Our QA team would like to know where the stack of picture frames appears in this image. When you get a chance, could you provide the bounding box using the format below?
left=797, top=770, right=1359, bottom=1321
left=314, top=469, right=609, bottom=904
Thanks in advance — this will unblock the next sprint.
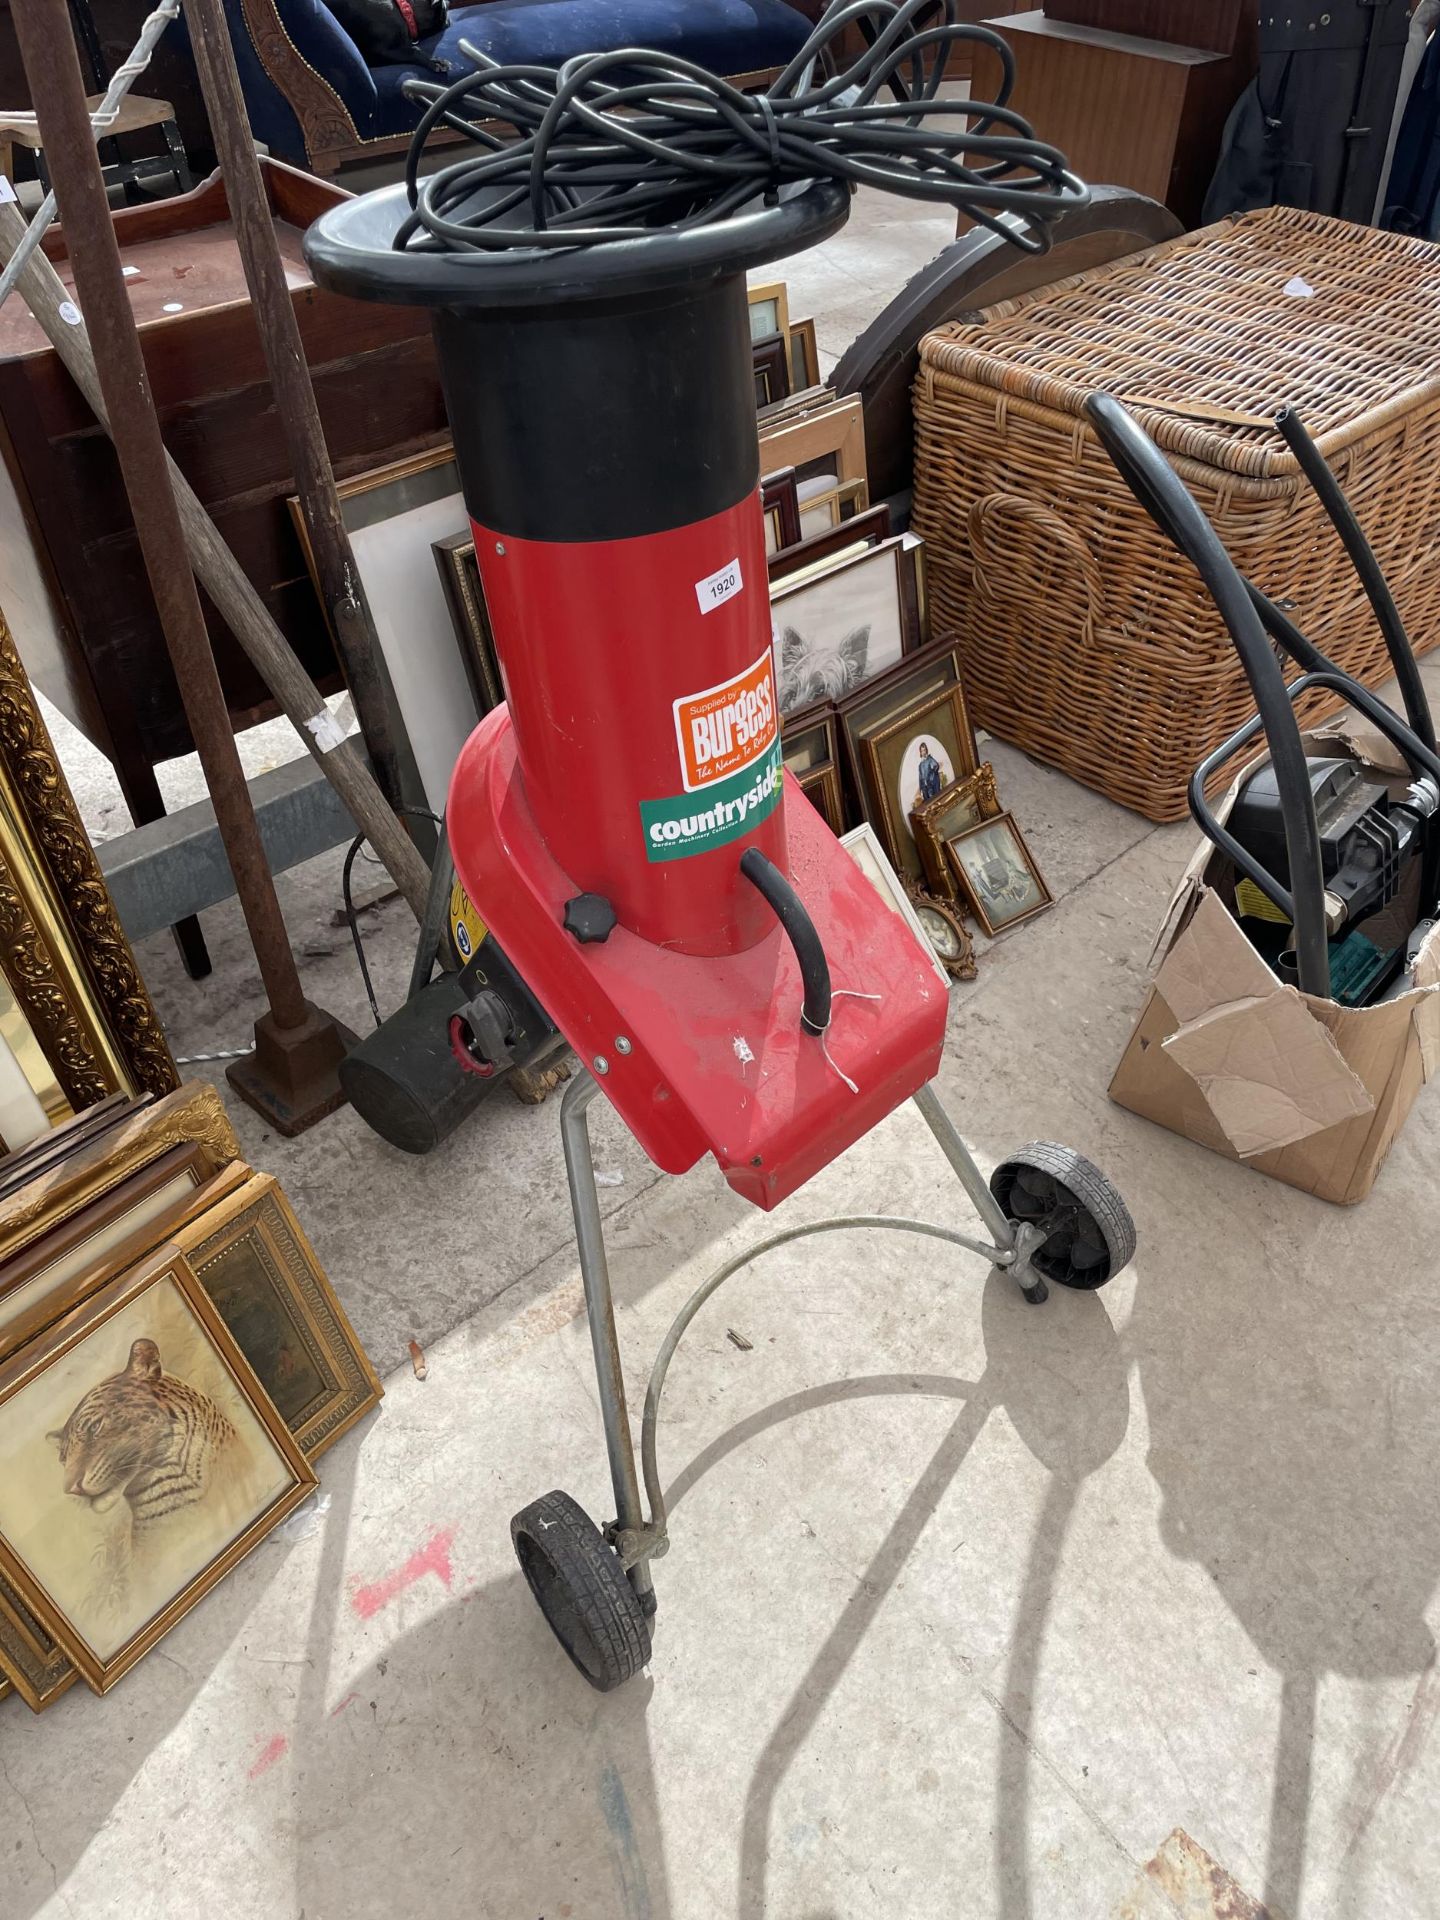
left=0, top=1081, right=382, bottom=1712
left=753, top=310, right=1054, bottom=976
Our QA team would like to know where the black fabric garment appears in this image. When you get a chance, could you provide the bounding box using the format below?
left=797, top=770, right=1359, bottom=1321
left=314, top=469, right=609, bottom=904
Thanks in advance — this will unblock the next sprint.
left=1383, top=28, right=1440, bottom=236
left=1205, top=2, right=1413, bottom=224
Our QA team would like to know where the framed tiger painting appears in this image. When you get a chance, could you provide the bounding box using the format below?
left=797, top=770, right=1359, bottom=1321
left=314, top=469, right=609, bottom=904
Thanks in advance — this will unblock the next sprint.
left=0, top=1245, right=315, bottom=1694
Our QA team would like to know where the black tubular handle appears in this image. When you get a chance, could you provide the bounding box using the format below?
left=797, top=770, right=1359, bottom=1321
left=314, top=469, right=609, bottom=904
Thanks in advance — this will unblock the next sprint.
left=1245, top=585, right=1440, bottom=788
left=1275, top=407, right=1436, bottom=756
left=739, top=847, right=832, bottom=1037
left=1084, top=393, right=1332, bottom=1001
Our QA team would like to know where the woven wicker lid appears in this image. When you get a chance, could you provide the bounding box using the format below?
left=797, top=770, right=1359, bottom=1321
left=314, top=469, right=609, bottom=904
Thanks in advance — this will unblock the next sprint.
left=919, top=206, right=1440, bottom=481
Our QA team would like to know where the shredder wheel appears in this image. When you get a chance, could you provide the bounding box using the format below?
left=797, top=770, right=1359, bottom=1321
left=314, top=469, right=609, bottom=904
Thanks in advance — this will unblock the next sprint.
left=989, top=1142, right=1136, bottom=1290
left=511, top=1489, right=651, bottom=1690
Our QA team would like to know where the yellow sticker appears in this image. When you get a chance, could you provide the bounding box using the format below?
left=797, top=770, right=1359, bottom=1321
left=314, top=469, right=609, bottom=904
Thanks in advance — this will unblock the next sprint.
left=449, top=879, right=487, bottom=962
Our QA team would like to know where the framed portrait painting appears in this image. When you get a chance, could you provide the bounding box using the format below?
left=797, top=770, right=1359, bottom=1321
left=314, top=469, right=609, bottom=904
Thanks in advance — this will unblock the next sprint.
left=859, top=685, right=978, bottom=882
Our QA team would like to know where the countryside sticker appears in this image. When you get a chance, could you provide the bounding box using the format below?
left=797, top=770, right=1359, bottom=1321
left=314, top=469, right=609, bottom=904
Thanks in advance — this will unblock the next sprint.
left=673, top=649, right=777, bottom=793
left=641, top=740, right=783, bottom=863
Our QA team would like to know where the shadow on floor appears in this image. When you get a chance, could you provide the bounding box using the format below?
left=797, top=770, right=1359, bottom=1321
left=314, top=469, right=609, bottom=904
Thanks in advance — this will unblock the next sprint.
left=1130, top=1190, right=1440, bottom=1919
left=3, top=1529, right=310, bottom=1920
left=723, top=1270, right=1131, bottom=1920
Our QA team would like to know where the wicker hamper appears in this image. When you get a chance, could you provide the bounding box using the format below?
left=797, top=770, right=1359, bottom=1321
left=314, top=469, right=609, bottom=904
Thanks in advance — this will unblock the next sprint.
left=911, top=206, right=1440, bottom=821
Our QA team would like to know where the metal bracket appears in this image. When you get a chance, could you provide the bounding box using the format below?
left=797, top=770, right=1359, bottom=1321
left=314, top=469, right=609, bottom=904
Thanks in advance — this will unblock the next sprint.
left=1001, top=1218, right=1050, bottom=1297
left=606, top=1520, right=670, bottom=1571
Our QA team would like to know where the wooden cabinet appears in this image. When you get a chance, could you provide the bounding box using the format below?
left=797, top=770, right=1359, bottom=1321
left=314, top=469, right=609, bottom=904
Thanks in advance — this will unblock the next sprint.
left=1041, top=0, right=1251, bottom=55
left=979, top=9, right=1258, bottom=227
left=0, top=161, right=447, bottom=839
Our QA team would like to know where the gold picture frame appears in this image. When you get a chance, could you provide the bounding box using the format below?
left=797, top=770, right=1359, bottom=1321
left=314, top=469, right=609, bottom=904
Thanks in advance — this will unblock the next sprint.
left=0, top=610, right=177, bottom=1123
left=0, top=1082, right=239, bottom=1265
left=431, top=531, right=504, bottom=715
left=0, top=1141, right=219, bottom=1363
left=797, top=475, right=869, bottom=541
left=0, top=1567, right=74, bottom=1713
left=911, top=763, right=1002, bottom=899
left=178, top=1172, right=383, bottom=1459
left=748, top=280, right=791, bottom=348
left=0, top=1245, right=316, bottom=1695
left=0, top=1166, right=375, bottom=1710
left=910, top=892, right=977, bottom=981
left=946, top=813, right=1053, bottom=937
left=789, top=316, right=821, bottom=390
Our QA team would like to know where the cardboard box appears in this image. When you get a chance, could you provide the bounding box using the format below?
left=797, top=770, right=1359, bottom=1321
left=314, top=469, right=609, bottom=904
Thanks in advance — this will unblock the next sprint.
left=1109, top=726, right=1440, bottom=1203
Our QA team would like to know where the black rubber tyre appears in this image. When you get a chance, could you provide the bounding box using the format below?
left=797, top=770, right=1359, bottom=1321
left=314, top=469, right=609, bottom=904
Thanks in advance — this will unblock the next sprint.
left=511, top=1489, right=651, bottom=1690
left=989, top=1142, right=1136, bottom=1290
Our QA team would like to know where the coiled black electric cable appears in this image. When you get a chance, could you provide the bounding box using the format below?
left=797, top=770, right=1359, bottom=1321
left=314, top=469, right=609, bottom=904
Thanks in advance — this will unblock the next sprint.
left=394, top=0, right=1087, bottom=257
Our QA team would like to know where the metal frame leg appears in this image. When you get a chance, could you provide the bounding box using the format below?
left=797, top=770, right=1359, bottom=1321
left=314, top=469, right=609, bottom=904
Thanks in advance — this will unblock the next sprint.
left=912, top=1080, right=1048, bottom=1303
left=560, top=1071, right=655, bottom=1609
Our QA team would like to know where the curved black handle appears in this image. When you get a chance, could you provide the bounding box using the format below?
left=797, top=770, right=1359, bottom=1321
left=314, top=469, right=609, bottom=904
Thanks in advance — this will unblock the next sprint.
left=1085, top=393, right=1332, bottom=1001
left=740, top=847, right=832, bottom=1037
left=1275, top=406, right=1436, bottom=756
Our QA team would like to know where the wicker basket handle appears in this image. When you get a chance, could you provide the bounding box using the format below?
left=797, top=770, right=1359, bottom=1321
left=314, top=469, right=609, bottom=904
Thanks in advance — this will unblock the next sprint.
left=967, top=491, right=1106, bottom=641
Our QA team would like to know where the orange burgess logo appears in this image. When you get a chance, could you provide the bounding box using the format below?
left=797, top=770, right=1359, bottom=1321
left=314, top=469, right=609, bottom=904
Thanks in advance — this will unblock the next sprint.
left=673, top=649, right=778, bottom=793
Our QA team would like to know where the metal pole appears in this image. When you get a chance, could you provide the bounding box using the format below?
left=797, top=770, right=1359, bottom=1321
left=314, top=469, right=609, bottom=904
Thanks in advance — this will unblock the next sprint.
left=560, top=1071, right=654, bottom=1606
left=181, top=0, right=406, bottom=813
left=911, top=1080, right=1019, bottom=1249
left=14, top=0, right=353, bottom=1131
left=0, top=202, right=432, bottom=924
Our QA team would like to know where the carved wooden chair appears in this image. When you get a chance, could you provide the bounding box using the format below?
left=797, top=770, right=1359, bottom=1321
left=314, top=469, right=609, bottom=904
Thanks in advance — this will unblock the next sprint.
left=219, top=0, right=822, bottom=175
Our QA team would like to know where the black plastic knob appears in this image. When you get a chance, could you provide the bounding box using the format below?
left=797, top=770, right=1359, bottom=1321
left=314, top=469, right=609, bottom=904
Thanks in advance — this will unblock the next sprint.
left=563, top=893, right=617, bottom=945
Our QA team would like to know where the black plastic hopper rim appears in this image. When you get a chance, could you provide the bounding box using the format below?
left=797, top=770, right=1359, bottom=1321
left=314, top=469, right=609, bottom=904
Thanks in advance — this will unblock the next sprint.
left=302, top=177, right=851, bottom=310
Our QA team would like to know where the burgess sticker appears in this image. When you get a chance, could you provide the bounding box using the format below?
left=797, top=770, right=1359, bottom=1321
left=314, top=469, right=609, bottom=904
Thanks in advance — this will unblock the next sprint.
left=673, top=650, right=778, bottom=794
left=641, top=740, right=783, bottom=863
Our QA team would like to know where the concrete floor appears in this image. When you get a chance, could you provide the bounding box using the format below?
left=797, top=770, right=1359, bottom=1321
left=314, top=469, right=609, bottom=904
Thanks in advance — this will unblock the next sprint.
left=5, top=191, right=1440, bottom=1920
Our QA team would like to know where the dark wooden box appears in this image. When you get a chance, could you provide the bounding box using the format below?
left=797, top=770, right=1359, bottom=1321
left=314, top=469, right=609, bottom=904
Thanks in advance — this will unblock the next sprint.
left=1041, top=0, right=1250, bottom=55
left=0, top=161, right=447, bottom=824
left=980, top=10, right=1257, bottom=226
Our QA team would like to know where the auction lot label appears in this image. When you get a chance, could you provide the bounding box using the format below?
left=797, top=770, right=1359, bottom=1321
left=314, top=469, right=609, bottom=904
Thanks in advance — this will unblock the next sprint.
left=673, top=650, right=777, bottom=793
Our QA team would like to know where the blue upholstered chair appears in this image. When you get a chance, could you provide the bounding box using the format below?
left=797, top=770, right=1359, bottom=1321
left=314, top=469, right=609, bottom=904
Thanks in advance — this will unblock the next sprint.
left=219, top=0, right=818, bottom=174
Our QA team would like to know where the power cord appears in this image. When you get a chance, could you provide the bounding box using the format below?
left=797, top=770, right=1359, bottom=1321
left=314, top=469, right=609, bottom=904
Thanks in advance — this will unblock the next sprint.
left=396, top=0, right=1087, bottom=257
left=341, top=807, right=443, bottom=1028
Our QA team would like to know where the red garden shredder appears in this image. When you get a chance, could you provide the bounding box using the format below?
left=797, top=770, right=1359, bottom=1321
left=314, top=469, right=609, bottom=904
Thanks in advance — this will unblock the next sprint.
left=305, top=1, right=1136, bottom=1690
